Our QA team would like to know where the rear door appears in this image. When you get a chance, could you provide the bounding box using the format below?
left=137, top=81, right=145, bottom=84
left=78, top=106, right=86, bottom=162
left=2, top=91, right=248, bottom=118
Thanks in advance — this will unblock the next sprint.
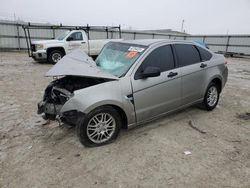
left=173, top=44, right=208, bottom=105
left=131, top=44, right=182, bottom=123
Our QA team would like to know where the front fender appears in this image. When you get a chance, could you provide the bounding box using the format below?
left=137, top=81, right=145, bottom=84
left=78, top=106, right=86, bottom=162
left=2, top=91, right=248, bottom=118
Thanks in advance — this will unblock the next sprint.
left=45, top=41, right=66, bottom=49
left=60, top=79, right=136, bottom=125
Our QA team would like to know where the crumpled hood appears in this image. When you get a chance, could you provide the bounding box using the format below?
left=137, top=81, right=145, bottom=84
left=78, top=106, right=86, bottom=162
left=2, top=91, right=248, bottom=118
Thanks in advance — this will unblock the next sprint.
left=46, top=50, right=118, bottom=80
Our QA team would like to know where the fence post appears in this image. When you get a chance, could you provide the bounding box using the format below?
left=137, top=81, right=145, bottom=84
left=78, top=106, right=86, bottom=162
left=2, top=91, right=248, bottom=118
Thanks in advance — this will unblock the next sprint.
left=106, top=27, right=109, bottom=39
left=16, top=23, right=21, bottom=50
left=52, top=28, right=55, bottom=39
left=203, top=36, right=206, bottom=43
left=111, top=31, right=113, bottom=39
left=225, top=36, right=231, bottom=53
left=134, top=32, right=136, bottom=40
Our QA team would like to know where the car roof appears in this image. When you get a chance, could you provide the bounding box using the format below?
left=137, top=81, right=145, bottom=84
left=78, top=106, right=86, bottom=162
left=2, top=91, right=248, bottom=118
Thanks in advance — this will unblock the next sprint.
left=119, top=39, right=194, bottom=47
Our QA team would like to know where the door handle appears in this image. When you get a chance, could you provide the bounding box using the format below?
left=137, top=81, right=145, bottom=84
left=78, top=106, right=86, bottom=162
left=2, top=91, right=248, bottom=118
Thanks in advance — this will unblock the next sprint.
left=81, top=41, right=86, bottom=44
left=168, top=72, right=178, bottom=78
left=200, top=63, right=207, bottom=68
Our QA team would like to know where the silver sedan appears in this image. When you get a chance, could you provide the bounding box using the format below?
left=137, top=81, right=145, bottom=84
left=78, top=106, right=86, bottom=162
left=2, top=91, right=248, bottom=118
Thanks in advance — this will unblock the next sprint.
left=38, top=39, right=228, bottom=147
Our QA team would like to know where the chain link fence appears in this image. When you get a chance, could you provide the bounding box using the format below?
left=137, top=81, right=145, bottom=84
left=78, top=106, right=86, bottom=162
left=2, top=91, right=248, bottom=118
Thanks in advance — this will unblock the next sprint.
left=1, top=21, right=250, bottom=56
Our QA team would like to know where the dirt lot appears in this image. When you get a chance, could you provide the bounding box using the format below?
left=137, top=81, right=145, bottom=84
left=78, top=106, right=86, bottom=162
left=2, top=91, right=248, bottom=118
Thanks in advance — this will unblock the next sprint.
left=0, top=52, right=249, bottom=188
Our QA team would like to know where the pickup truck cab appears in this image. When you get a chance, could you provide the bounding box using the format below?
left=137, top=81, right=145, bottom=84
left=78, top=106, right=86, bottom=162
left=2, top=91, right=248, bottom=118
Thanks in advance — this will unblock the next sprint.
left=31, top=30, right=122, bottom=64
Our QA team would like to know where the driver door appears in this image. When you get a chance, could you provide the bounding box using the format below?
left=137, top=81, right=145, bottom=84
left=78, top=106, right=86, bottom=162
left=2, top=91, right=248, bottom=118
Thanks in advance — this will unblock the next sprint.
left=131, top=45, right=182, bottom=123
left=66, top=31, right=87, bottom=53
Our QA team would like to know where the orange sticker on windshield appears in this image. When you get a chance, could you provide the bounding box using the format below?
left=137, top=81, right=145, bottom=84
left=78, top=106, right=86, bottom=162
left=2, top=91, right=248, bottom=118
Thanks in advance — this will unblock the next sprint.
left=127, top=51, right=138, bottom=59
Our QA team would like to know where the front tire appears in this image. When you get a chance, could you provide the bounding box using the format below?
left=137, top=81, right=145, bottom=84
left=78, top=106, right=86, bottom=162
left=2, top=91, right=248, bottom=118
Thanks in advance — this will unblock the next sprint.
left=203, top=82, right=220, bottom=111
left=48, top=50, right=63, bottom=64
left=76, top=106, right=121, bottom=147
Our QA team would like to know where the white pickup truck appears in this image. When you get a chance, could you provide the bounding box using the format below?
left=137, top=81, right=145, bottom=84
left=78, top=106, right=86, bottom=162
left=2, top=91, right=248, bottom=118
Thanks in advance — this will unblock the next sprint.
left=31, top=30, right=122, bottom=64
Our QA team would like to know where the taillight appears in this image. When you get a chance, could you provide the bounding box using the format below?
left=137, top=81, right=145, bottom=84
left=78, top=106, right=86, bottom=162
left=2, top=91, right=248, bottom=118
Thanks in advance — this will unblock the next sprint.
left=224, top=59, right=228, bottom=65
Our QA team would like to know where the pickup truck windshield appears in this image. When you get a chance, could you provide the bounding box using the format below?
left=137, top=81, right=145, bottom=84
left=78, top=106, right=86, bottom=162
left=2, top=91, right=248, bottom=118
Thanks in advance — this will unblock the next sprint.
left=96, top=42, right=147, bottom=77
left=56, top=31, right=70, bottom=40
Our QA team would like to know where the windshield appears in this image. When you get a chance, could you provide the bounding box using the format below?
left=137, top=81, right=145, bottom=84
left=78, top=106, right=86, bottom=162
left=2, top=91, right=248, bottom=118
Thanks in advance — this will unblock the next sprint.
left=56, top=31, right=70, bottom=40
left=95, top=42, right=147, bottom=77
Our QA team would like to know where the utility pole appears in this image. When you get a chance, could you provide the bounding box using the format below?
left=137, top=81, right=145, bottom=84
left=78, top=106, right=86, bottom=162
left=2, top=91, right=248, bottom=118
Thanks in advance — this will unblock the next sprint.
left=181, top=19, right=185, bottom=32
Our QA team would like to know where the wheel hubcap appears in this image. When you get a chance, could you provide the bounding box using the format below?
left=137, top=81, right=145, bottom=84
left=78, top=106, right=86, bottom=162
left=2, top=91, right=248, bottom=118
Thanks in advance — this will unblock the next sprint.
left=87, top=113, right=116, bottom=144
left=52, top=53, right=62, bottom=63
left=207, top=86, right=218, bottom=107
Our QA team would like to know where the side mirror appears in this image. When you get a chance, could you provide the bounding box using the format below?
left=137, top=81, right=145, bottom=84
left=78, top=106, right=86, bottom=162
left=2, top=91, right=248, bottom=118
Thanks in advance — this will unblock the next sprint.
left=141, top=66, right=161, bottom=78
left=66, top=37, right=73, bottom=41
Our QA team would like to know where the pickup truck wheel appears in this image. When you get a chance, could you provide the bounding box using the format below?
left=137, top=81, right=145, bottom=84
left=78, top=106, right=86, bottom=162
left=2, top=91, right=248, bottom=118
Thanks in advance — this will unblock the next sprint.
left=203, top=82, right=220, bottom=111
left=76, top=106, right=121, bottom=147
left=48, top=50, right=63, bottom=64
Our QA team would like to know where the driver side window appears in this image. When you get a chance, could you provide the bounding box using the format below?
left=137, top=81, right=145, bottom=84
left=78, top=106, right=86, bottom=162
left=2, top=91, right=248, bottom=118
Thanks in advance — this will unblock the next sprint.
left=68, top=32, right=83, bottom=41
left=135, top=45, right=175, bottom=79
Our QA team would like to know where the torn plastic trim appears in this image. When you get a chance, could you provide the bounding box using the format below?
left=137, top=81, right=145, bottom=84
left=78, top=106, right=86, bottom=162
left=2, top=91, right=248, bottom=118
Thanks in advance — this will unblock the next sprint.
left=37, top=101, right=63, bottom=115
left=38, top=100, right=85, bottom=125
left=60, top=110, right=86, bottom=126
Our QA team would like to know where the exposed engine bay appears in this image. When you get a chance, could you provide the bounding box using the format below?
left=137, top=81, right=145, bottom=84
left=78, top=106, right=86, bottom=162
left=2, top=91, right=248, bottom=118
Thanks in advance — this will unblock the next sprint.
left=37, top=76, right=108, bottom=122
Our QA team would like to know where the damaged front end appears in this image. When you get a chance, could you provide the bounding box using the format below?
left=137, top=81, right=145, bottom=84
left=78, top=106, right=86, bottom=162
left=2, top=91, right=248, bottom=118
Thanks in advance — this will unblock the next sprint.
left=37, top=50, right=118, bottom=125
left=37, top=76, right=108, bottom=125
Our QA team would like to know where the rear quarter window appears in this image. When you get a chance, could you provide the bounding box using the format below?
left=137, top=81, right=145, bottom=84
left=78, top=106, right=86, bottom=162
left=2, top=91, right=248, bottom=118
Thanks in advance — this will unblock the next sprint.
left=174, top=44, right=201, bottom=67
left=196, top=46, right=212, bottom=61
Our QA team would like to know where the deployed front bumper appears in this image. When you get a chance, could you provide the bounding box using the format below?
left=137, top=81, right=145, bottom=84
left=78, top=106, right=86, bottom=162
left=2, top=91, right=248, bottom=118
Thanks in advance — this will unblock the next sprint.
left=37, top=101, right=62, bottom=119
left=37, top=101, right=84, bottom=125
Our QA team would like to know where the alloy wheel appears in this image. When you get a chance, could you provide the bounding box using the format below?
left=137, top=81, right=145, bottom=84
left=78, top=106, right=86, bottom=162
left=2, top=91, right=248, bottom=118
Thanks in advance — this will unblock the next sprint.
left=207, top=86, right=218, bottom=107
left=86, top=113, right=116, bottom=144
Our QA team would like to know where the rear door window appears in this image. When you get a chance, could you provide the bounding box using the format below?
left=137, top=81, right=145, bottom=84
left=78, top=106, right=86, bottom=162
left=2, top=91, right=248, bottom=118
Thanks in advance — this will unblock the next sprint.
left=196, top=46, right=212, bottom=61
left=174, top=44, right=201, bottom=67
left=135, top=45, right=175, bottom=79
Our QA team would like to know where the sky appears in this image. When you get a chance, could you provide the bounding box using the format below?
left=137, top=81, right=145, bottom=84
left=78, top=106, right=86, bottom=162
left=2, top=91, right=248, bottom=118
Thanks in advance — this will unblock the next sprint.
left=1, top=0, right=250, bottom=34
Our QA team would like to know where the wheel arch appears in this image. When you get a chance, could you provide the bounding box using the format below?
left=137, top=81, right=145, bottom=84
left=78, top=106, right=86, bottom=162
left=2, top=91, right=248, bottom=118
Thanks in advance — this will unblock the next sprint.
left=47, top=47, right=66, bottom=57
left=85, top=102, right=129, bottom=129
left=210, top=77, right=222, bottom=93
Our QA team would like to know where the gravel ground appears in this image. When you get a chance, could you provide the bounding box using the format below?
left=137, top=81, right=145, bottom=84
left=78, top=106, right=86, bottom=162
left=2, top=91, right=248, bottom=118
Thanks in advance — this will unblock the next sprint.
left=0, top=52, right=250, bottom=188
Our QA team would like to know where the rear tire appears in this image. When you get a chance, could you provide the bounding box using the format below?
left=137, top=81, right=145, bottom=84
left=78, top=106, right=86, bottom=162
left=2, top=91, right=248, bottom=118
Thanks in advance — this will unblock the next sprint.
left=203, top=82, right=220, bottom=111
left=76, top=106, right=121, bottom=147
left=48, top=50, right=63, bottom=64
